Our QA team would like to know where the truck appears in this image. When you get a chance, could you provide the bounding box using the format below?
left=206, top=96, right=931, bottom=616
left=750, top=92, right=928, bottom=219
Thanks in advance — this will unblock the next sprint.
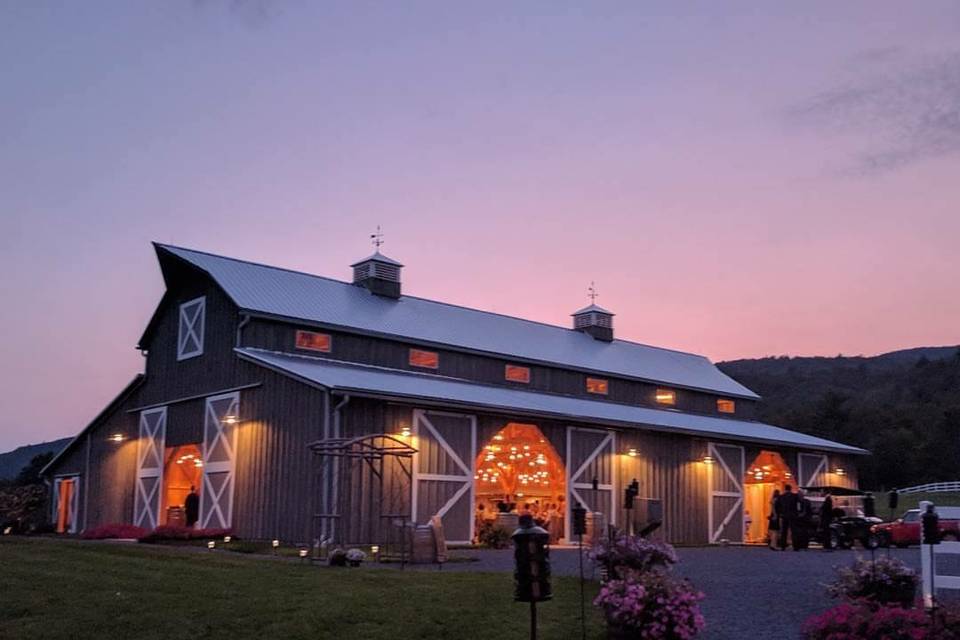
left=872, top=506, right=960, bottom=547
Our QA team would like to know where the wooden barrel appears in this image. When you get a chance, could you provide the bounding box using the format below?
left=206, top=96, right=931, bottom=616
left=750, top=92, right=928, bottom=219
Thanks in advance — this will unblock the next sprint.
left=411, top=525, right=436, bottom=564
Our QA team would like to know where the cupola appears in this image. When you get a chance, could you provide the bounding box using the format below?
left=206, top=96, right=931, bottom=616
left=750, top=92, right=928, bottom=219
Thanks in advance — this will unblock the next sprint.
left=351, top=227, right=403, bottom=298
left=571, top=283, right=614, bottom=341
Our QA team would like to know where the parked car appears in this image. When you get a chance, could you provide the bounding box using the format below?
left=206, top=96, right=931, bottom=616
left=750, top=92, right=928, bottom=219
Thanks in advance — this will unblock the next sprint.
left=801, top=486, right=883, bottom=550
left=872, top=506, right=960, bottom=547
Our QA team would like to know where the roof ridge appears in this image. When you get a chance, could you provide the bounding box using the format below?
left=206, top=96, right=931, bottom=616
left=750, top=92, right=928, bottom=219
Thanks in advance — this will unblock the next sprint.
left=157, top=242, right=714, bottom=363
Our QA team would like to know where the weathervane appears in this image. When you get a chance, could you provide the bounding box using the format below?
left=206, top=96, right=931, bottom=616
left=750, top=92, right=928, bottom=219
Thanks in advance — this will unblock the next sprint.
left=370, top=225, right=384, bottom=250
left=588, top=281, right=599, bottom=304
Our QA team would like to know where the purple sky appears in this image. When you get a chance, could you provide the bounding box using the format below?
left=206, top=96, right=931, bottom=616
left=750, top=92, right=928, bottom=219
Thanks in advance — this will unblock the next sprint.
left=2, top=2, right=959, bottom=451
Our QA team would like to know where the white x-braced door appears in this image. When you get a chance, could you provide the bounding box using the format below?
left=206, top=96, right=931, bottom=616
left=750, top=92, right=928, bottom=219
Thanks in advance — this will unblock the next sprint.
left=52, top=475, right=80, bottom=534
left=200, top=392, right=240, bottom=530
left=134, top=407, right=167, bottom=530
left=708, top=442, right=745, bottom=544
left=412, top=409, right=476, bottom=544
left=798, top=452, right=829, bottom=488
left=566, top=427, right=617, bottom=540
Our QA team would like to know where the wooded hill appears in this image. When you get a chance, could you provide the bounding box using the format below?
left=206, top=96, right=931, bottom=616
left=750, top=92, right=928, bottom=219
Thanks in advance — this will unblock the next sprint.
left=719, top=346, right=960, bottom=490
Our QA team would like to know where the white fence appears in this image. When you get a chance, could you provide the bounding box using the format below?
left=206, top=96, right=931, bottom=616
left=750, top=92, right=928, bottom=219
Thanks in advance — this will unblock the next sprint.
left=900, top=482, right=960, bottom=494
left=920, top=501, right=960, bottom=609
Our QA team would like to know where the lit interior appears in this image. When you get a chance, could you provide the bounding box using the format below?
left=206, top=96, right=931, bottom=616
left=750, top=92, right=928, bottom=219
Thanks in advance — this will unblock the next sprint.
left=55, top=478, right=76, bottom=534
left=162, top=443, right=203, bottom=525
left=743, top=450, right=794, bottom=543
left=474, top=423, right=566, bottom=531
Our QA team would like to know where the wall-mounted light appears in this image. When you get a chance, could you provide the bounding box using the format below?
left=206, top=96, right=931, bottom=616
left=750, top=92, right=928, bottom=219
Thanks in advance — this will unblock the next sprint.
left=109, top=433, right=125, bottom=443
left=222, top=415, right=239, bottom=425
left=399, top=426, right=412, bottom=437
left=701, top=455, right=715, bottom=465
left=834, top=467, right=846, bottom=476
left=626, top=448, right=638, bottom=457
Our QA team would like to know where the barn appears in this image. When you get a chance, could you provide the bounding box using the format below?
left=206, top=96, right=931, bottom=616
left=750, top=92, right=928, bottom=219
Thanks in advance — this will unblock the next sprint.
left=42, top=243, right=866, bottom=547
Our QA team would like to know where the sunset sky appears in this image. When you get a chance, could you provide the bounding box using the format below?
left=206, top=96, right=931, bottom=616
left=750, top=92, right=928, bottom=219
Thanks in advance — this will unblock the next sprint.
left=2, top=2, right=959, bottom=450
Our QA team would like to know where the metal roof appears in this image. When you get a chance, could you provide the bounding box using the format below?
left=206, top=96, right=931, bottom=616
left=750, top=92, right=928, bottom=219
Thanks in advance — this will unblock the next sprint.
left=237, top=348, right=866, bottom=455
left=157, top=244, right=759, bottom=399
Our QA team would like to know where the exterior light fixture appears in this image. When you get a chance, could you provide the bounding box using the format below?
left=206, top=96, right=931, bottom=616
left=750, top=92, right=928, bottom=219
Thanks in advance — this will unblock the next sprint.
left=626, top=448, right=638, bottom=457
left=109, top=433, right=125, bottom=443
left=371, top=545, right=380, bottom=555
left=272, top=539, right=280, bottom=549
left=835, top=468, right=846, bottom=476
left=223, top=535, right=231, bottom=543
left=399, top=426, right=412, bottom=437
left=298, top=548, right=308, bottom=560
left=222, top=415, right=239, bottom=425
left=702, top=455, right=715, bottom=465
left=207, top=540, right=216, bottom=550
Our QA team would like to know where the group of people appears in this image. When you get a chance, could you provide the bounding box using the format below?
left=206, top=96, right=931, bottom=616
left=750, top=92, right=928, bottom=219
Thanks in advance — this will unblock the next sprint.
left=766, top=484, right=835, bottom=551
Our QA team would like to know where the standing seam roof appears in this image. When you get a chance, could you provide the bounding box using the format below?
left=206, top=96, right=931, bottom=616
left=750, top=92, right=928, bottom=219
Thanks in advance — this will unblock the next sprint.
left=157, top=244, right=759, bottom=399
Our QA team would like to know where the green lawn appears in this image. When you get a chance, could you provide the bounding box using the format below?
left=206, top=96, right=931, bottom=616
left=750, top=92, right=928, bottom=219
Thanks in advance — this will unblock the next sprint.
left=890, top=492, right=960, bottom=514
left=0, top=538, right=604, bottom=640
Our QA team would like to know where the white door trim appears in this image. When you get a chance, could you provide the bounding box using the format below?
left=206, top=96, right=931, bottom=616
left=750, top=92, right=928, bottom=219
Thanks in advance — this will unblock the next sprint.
left=134, top=406, right=167, bottom=530
left=708, top=442, right=745, bottom=544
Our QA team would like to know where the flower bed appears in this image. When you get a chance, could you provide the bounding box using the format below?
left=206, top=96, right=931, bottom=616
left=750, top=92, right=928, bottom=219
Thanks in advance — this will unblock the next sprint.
left=137, top=525, right=231, bottom=543
left=81, top=523, right=148, bottom=540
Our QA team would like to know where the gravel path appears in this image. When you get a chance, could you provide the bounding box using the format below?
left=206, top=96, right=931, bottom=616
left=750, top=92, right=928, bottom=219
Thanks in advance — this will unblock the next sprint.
left=420, top=545, right=926, bottom=640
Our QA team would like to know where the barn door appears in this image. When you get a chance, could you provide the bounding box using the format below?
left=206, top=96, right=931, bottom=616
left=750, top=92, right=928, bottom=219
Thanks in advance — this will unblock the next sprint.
left=708, top=442, right=744, bottom=544
left=134, top=407, right=167, bottom=530
left=200, top=392, right=240, bottom=530
left=411, top=409, right=476, bottom=544
left=566, top=427, right=617, bottom=539
left=798, top=452, right=829, bottom=488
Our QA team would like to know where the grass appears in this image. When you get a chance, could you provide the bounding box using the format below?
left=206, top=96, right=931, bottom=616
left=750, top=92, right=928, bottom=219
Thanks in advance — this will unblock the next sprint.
left=0, top=537, right=604, bottom=640
left=890, top=492, right=960, bottom=514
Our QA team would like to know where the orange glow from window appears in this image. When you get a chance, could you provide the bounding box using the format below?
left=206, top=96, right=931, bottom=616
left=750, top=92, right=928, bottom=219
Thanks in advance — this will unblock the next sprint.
left=505, top=364, right=531, bottom=383
left=409, top=348, right=439, bottom=369
left=586, top=377, right=608, bottom=395
left=295, top=330, right=331, bottom=353
left=655, top=389, right=676, bottom=405
left=717, top=399, right=736, bottom=414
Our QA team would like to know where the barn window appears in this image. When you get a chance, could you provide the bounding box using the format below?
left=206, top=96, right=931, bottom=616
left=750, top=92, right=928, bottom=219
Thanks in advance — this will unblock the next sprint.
left=505, top=364, right=531, bottom=383
left=717, top=399, right=736, bottom=414
left=295, top=330, right=332, bottom=353
left=409, top=348, right=439, bottom=369
left=586, top=377, right=608, bottom=395
left=655, top=388, right=676, bottom=406
left=177, top=297, right=205, bottom=361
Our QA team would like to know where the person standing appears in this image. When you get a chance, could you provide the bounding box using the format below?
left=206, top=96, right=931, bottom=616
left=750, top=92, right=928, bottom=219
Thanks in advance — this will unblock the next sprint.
left=795, top=489, right=812, bottom=550
left=185, top=485, right=200, bottom=528
left=820, top=493, right=835, bottom=551
left=768, top=489, right=781, bottom=549
left=777, top=485, right=799, bottom=550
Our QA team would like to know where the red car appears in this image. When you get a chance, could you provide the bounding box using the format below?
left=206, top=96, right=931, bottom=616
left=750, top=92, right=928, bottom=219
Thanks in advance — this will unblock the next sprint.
left=872, top=507, right=960, bottom=547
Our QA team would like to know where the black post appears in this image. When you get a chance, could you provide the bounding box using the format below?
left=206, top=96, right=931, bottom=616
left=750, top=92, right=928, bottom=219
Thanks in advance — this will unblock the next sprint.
left=530, top=601, right=537, bottom=640
left=578, top=532, right=585, bottom=640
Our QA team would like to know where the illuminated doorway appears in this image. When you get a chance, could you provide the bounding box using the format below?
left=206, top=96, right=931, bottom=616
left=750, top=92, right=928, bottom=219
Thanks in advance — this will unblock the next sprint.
left=161, top=444, right=203, bottom=527
left=474, top=423, right=566, bottom=541
left=54, top=476, right=78, bottom=534
left=744, top=451, right=794, bottom=543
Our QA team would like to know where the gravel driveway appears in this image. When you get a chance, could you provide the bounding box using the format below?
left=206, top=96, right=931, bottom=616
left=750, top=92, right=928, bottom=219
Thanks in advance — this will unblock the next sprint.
left=423, top=545, right=926, bottom=640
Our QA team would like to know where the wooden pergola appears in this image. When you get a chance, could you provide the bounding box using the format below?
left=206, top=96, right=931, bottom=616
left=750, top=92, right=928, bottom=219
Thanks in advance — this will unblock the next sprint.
left=308, top=434, right=417, bottom=564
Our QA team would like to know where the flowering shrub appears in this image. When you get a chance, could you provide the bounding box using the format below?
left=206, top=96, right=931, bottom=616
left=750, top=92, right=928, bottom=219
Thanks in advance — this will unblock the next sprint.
left=81, top=523, right=148, bottom=540
left=590, top=534, right=679, bottom=579
left=803, top=602, right=928, bottom=639
left=826, top=556, right=918, bottom=608
left=346, top=548, right=367, bottom=565
left=594, top=573, right=705, bottom=640
left=137, top=525, right=231, bottom=543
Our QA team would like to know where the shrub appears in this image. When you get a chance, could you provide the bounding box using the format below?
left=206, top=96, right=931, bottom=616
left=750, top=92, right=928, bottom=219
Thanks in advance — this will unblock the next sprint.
left=594, top=573, right=705, bottom=640
left=589, top=534, right=679, bottom=580
left=137, top=526, right=231, bottom=543
left=826, top=556, right=918, bottom=608
left=82, top=523, right=148, bottom=540
left=803, top=602, right=928, bottom=639
left=478, top=523, right=512, bottom=549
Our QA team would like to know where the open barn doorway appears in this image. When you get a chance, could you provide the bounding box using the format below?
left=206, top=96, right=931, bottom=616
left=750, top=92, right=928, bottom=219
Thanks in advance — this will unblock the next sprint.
left=161, top=444, right=203, bottom=527
left=474, top=423, right=566, bottom=543
left=744, top=451, right=794, bottom=543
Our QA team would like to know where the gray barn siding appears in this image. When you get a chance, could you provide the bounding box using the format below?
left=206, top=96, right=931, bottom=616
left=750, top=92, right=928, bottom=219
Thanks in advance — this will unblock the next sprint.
left=243, top=318, right=756, bottom=421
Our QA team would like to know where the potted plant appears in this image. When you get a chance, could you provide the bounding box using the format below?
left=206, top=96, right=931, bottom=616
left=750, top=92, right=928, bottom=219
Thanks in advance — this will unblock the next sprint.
left=328, top=547, right=347, bottom=567
left=826, top=556, right=918, bottom=608
left=346, top=548, right=366, bottom=567
left=594, top=573, right=705, bottom=639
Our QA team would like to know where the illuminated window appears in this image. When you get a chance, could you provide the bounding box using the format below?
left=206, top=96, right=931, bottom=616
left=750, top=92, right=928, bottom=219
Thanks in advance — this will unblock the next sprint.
left=295, top=330, right=331, bottom=353
left=717, top=399, right=736, bottom=414
left=655, top=389, right=676, bottom=406
left=409, top=348, right=439, bottom=369
left=586, top=378, right=608, bottom=395
left=505, top=364, right=531, bottom=383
